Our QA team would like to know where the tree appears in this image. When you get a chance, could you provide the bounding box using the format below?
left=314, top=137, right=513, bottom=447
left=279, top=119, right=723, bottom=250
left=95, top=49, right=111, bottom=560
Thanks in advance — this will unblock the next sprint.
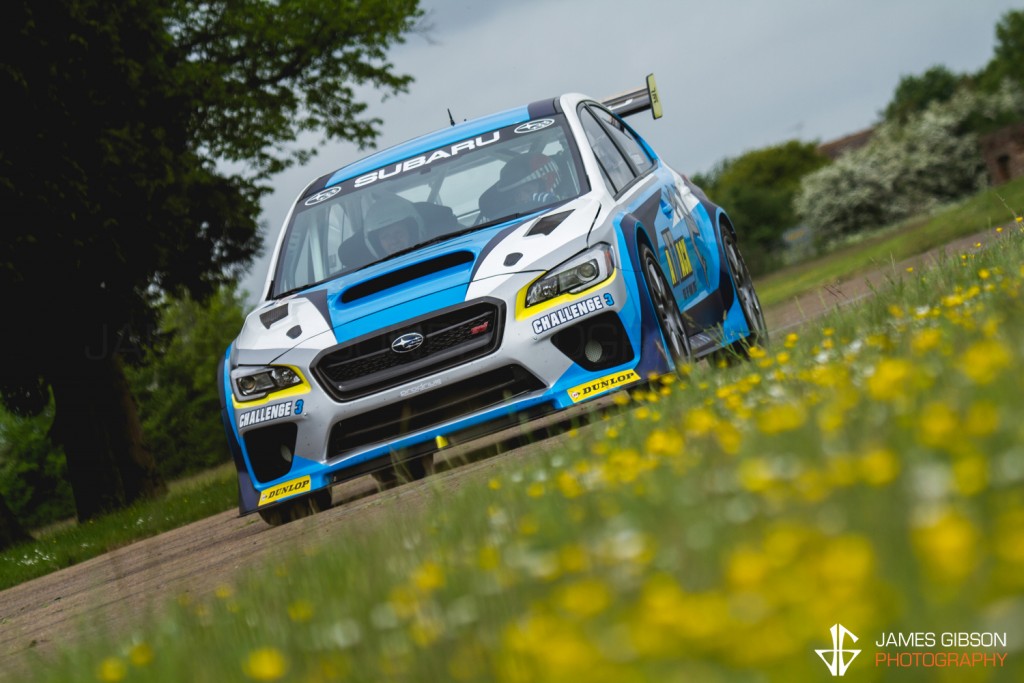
left=882, top=65, right=963, bottom=125
left=795, top=84, right=1024, bottom=243
left=978, top=9, right=1024, bottom=91
left=695, top=141, right=829, bottom=273
left=0, top=401, right=74, bottom=532
left=0, top=0, right=422, bottom=532
left=125, top=286, right=248, bottom=479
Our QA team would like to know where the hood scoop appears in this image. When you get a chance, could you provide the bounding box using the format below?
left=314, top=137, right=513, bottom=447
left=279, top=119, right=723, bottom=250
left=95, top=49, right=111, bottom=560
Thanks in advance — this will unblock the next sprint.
left=526, top=209, right=573, bottom=236
left=340, top=251, right=474, bottom=304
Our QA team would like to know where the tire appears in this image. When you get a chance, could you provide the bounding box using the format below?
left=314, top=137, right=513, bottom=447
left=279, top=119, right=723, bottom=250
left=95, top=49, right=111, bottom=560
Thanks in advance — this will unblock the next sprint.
left=719, top=228, right=768, bottom=361
left=372, top=454, right=434, bottom=490
left=258, top=489, right=332, bottom=526
left=640, top=243, right=692, bottom=371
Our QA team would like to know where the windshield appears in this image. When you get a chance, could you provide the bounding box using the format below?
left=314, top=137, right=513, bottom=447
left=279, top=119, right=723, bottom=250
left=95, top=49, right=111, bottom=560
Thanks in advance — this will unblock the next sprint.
left=270, top=116, right=586, bottom=297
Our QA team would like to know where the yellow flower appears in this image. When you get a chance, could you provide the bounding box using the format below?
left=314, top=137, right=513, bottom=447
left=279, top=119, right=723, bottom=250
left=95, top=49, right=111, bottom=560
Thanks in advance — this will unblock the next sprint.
left=859, top=447, right=900, bottom=486
left=910, top=328, right=942, bottom=355
left=551, top=470, right=580, bottom=498
left=956, top=339, right=1011, bottom=385
left=555, top=578, right=612, bottom=619
left=478, top=545, right=500, bottom=571
left=714, top=422, right=743, bottom=455
left=738, top=457, right=774, bottom=492
left=952, top=455, right=988, bottom=496
left=964, top=401, right=999, bottom=436
left=727, top=546, right=769, bottom=588
left=685, top=407, right=718, bottom=436
left=129, top=643, right=154, bottom=667
left=488, top=478, right=501, bottom=490
left=96, top=657, right=127, bottom=683
left=243, top=648, right=288, bottom=681
left=526, top=481, right=546, bottom=498
left=867, top=358, right=915, bottom=401
left=215, top=584, right=234, bottom=599
left=287, top=599, right=315, bottom=623
left=645, top=428, right=684, bottom=457
left=412, top=560, right=446, bottom=593
left=747, top=345, right=767, bottom=359
left=559, top=544, right=590, bottom=574
left=755, top=402, right=806, bottom=434
left=917, top=402, right=958, bottom=448
left=912, top=511, right=979, bottom=584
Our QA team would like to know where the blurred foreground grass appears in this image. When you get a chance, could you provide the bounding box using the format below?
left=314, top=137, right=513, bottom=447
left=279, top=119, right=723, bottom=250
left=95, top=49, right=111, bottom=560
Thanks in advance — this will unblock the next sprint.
left=16, top=221, right=1024, bottom=682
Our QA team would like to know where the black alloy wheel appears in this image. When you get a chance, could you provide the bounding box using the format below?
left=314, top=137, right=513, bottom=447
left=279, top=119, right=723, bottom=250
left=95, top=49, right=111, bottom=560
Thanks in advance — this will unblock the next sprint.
left=372, top=454, right=434, bottom=490
left=722, top=229, right=768, bottom=350
left=258, top=488, right=332, bottom=526
left=640, top=243, right=692, bottom=371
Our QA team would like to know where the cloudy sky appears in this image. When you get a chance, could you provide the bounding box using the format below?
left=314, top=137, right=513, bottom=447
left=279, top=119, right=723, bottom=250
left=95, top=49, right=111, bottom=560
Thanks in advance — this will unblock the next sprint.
left=237, top=0, right=1022, bottom=303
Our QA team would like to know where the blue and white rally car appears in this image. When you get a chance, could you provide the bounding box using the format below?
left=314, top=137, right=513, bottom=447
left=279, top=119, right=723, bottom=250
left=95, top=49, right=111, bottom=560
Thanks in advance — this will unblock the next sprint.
left=219, top=76, right=767, bottom=524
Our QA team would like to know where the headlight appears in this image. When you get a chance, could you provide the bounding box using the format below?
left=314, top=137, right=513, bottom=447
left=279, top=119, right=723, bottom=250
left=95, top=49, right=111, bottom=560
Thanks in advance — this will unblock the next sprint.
left=234, top=366, right=302, bottom=401
left=525, top=244, right=615, bottom=307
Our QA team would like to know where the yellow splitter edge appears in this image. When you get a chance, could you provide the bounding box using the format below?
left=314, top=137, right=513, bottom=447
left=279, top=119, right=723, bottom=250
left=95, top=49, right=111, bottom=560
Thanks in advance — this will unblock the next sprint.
left=258, top=475, right=312, bottom=507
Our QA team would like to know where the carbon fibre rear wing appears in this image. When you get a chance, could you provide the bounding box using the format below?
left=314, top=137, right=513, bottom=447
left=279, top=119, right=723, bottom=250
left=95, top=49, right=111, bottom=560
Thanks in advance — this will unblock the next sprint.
left=601, top=73, right=662, bottom=120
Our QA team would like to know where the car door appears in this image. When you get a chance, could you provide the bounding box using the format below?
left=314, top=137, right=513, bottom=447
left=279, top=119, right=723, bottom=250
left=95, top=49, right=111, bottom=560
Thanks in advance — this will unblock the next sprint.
left=579, top=104, right=708, bottom=310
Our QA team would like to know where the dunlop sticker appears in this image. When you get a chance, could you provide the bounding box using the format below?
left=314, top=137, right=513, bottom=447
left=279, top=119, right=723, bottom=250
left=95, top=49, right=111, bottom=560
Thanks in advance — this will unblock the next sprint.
left=258, top=475, right=311, bottom=507
left=566, top=370, right=641, bottom=404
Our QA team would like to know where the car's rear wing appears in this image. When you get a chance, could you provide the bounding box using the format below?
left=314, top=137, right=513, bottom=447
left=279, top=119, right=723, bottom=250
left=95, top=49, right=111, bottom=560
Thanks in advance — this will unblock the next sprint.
left=601, top=73, right=662, bottom=120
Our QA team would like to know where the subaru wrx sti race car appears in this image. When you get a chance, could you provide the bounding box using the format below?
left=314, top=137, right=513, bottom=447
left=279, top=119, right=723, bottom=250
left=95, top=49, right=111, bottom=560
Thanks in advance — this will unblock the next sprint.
left=219, top=75, right=767, bottom=525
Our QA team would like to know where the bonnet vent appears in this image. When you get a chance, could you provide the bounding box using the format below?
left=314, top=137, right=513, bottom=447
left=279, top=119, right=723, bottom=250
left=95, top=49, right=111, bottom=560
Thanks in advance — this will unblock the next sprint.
left=340, top=251, right=474, bottom=304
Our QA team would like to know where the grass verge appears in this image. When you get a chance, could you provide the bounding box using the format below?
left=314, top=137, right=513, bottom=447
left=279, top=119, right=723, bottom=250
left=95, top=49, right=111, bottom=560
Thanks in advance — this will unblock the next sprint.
left=16, top=225, right=1024, bottom=681
left=755, top=175, right=1024, bottom=308
left=0, top=464, right=236, bottom=592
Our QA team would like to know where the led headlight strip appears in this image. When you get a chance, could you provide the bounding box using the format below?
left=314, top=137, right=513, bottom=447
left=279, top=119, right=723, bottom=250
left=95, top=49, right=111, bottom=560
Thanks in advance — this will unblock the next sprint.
left=524, top=243, right=615, bottom=308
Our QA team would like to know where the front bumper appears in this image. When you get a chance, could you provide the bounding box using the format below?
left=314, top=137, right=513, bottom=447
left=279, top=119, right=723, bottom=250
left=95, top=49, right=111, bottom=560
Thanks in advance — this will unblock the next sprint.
left=223, top=266, right=664, bottom=515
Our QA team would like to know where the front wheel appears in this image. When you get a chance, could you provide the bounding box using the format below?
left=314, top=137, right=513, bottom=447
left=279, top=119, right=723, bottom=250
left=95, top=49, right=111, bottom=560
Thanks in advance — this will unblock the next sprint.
left=258, top=488, right=332, bottom=526
left=640, top=243, right=692, bottom=371
left=372, top=454, right=434, bottom=490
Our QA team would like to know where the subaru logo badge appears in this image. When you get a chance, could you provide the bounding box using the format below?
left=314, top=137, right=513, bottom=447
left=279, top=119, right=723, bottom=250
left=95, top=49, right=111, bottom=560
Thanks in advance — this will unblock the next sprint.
left=391, top=332, right=424, bottom=353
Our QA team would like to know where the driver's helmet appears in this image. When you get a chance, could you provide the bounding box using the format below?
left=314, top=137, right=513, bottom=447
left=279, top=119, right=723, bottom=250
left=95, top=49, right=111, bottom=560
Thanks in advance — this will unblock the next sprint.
left=363, top=193, right=424, bottom=259
left=495, top=153, right=560, bottom=202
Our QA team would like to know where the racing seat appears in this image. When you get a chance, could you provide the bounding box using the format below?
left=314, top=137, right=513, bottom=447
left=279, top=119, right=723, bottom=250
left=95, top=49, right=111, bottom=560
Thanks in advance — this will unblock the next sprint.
left=477, top=183, right=513, bottom=223
left=413, top=201, right=460, bottom=237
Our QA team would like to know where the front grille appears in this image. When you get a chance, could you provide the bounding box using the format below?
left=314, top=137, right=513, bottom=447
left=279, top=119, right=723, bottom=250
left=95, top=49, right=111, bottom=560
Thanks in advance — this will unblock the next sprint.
left=315, top=301, right=503, bottom=401
left=327, top=365, right=545, bottom=458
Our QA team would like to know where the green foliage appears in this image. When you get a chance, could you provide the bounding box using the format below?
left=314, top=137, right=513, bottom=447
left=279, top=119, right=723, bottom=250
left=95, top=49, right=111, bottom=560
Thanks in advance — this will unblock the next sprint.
left=882, top=65, right=963, bottom=124
left=0, top=404, right=74, bottom=530
left=795, top=86, right=1024, bottom=243
left=977, top=9, right=1024, bottom=91
left=126, top=286, right=248, bottom=479
left=698, top=141, right=830, bottom=272
left=0, top=0, right=421, bottom=519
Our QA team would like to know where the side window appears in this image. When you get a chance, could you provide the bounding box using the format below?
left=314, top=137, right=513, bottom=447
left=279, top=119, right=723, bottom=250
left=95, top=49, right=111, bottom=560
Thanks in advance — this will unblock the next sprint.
left=591, top=107, right=654, bottom=174
left=579, top=106, right=635, bottom=193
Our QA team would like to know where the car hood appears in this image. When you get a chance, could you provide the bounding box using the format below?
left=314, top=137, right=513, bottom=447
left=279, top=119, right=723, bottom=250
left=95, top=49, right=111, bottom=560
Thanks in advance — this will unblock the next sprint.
left=235, top=196, right=603, bottom=361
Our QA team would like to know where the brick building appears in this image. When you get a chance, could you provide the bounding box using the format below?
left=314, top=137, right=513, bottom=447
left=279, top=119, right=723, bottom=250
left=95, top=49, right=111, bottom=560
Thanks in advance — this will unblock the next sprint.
left=980, top=122, right=1024, bottom=184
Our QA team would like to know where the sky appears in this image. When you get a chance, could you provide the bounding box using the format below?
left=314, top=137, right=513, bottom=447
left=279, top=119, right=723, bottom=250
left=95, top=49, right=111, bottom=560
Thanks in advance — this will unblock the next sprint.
left=237, top=0, right=1024, bottom=303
